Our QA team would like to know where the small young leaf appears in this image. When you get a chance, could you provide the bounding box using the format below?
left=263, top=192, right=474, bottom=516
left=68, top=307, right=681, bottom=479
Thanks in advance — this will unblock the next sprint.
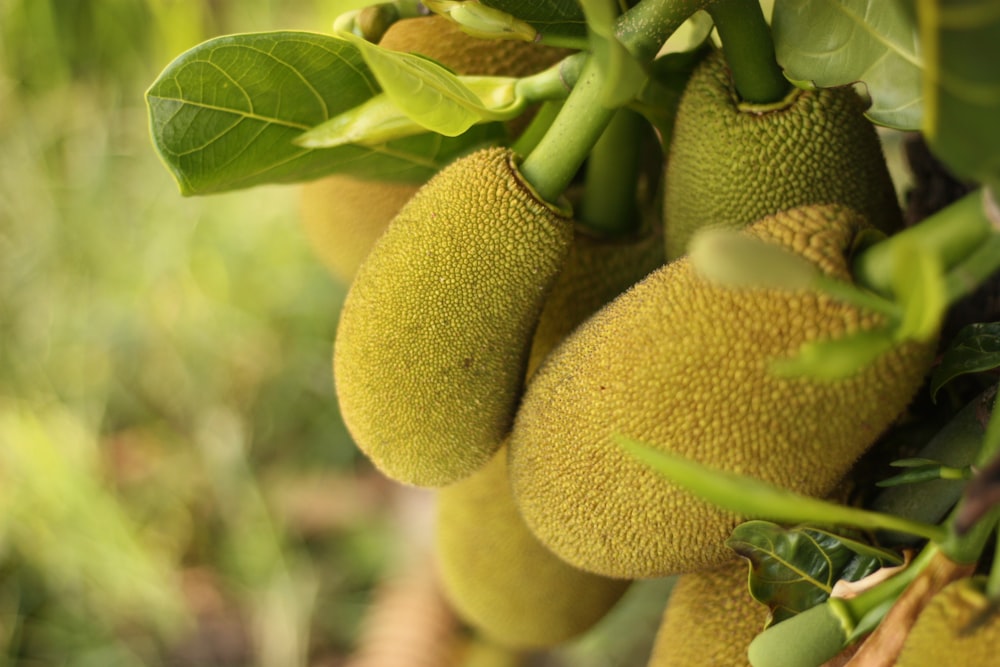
left=772, top=0, right=922, bottom=129
left=876, top=462, right=973, bottom=488
left=930, top=322, right=1000, bottom=398
left=341, top=31, right=502, bottom=136
left=425, top=0, right=537, bottom=40
left=688, top=228, right=820, bottom=291
left=769, top=328, right=897, bottom=381
left=615, top=436, right=946, bottom=542
left=890, top=236, right=947, bottom=342
left=919, top=0, right=1000, bottom=191
left=727, top=521, right=902, bottom=626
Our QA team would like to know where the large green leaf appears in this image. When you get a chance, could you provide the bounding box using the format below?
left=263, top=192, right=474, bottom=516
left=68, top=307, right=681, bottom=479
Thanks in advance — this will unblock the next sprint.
left=727, top=521, right=902, bottom=626
left=920, top=0, right=1000, bottom=191
left=481, top=0, right=588, bottom=40
left=771, top=0, right=923, bottom=129
left=930, top=322, right=1000, bottom=397
left=146, top=31, right=502, bottom=194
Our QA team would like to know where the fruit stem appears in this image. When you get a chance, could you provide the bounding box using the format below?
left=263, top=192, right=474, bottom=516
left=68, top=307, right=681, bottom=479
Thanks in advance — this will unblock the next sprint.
left=510, top=100, right=563, bottom=156
left=520, top=0, right=711, bottom=203
left=578, top=108, right=644, bottom=236
left=853, top=189, right=998, bottom=297
left=706, top=0, right=790, bottom=104
left=989, top=531, right=1000, bottom=597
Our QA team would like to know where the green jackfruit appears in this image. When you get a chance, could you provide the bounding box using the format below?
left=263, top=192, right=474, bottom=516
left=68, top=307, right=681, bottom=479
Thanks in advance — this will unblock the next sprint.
left=435, top=445, right=630, bottom=649
left=334, top=147, right=573, bottom=487
left=508, top=204, right=934, bottom=578
left=528, top=225, right=666, bottom=377
left=896, top=577, right=1000, bottom=667
left=662, top=49, right=902, bottom=260
left=300, top=176, right=419, bottom=283
left=299, top=17, right=570, bottom=283
left=647, top=559, right=766, bottom=667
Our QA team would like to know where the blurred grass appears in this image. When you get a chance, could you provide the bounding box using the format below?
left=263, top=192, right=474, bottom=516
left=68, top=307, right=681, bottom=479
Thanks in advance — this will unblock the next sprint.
left=0, top=1, right=398, bottom=664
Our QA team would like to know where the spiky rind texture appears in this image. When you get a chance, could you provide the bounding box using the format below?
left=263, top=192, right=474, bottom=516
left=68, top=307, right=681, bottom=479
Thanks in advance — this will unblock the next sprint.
left=647, top=559, right=766, bottom=667
left=334, top=147, right=573, bottom=487
left=436, top=446, right=629, bottom=649
left=508, top=204, right=934, bottom=578
left=663, top=50, right=902, bottom=260
left=896, top=577, right=1000, bottom=666
left=300, top=176, right=418, bottom=283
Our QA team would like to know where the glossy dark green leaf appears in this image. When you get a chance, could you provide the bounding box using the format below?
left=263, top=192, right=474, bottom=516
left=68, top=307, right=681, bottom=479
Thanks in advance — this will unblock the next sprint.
left=920, top=0, right=1000, bottom=191
left=930, top=322, right=1000, bottom=397
left=481, top=0, right=588, bottom=41
left=146, top=31, right=504, bottom=194
left=772, top=0, right=922, bottom=129
left=727, top=521, right=902, bottom=626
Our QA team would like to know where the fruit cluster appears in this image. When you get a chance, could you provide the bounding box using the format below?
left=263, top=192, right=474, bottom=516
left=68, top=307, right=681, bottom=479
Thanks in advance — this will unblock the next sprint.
left=306, top=13, right=958, bottom=667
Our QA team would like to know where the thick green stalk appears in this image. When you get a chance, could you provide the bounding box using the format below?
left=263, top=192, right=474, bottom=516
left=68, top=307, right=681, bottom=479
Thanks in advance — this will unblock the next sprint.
left=854, top=189, right=998, bottom=296
left=578, top=108, right=644, bottom=235
left=707, top=0, right=790, bottom=104
left=520, top=0, right=712, bottom=203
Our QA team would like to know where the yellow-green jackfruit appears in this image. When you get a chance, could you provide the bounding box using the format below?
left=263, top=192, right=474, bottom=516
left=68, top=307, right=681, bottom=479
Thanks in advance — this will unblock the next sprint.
left=435, top=445, right=630, bottom=649
left=896, top=577, right=1000, bottom=667
left=508, top=204, right=934, bottom=578
left=299, top=16, right=570, bottom=283
left=300, top=176, right=419, bottom=284
left=334, top=147, right=573, bottom=487
left=647, top=559, right=766, bottom=667
left=528, top=225, right=666, bottom=377
left=662, top=49, right=902, bottom=260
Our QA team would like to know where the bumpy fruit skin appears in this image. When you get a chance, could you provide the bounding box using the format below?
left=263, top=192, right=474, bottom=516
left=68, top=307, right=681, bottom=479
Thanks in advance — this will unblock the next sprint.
left=435, top=445, right=630, bottom=649
left=334, top=147, right=573, bottom=487
left=896, top=577, right=1000, bottom=667
left=300, top=176, right=419, bottom=283
left=662, top=49, right=902, bottom=260
left=508, top=204, right=934, bottom=578
left=299, top=16, right=570, bottom=283
left=647, top=559, right=766, bottom=667
left=527, top=225, right=666, bottom=377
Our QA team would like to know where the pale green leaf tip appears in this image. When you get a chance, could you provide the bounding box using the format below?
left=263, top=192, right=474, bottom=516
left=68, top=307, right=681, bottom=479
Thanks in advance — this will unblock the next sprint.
left=689, top=227, right=819, bottom=291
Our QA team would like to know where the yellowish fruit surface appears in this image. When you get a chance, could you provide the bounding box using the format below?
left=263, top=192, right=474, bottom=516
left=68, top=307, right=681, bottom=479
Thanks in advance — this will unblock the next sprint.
left=299, top=176, right=418, bottom=284
left=334, top=147, right=573, bottom=487
left=647, top=559, right=766, bottom=667
left=896, top=577, right=1000, bottom=666
left=508, top=204, right=934, bottom=578
left=663, top=49, right=902, bottom=260
left=435, top=445, right=629, bottom=649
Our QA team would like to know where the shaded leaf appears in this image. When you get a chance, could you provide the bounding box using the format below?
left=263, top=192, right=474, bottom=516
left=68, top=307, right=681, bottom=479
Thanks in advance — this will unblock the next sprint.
left=930, top=322, right=1000, bottom=397
left=772, top=0, right=923, bottom=129
left=727, top=521, right=902, bottom=625
left=920, top=0, right=1000, bottom=191
left=146, top=31, right=503, bottom=194
left=481, top=0, right=588, bottom=40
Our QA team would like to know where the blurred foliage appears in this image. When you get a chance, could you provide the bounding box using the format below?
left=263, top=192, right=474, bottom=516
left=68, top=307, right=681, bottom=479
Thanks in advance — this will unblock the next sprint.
left=0, top=0, right=403, bottom=664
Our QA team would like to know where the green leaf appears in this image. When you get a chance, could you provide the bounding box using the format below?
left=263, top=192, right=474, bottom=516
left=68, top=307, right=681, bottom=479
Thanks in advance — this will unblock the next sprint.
left=919, top=0, right=1000, bottom=191
left=424, top=0, right=537, bottom=40
left=481, top=0, right=588, bottom=41
left=930, top=322, right=1000, bottom=397
left=727, top=521, right=902, bottom=626
left=772, top=0, right=923, bottom=129
left=890, top=236, right=947, bottom=342
left=146, top=31, right=503, bottom=194
left=769, top=328, right=897, bottom=381
left=688, top=228, right=820, bottom=291
left=615, top=436, right=946, bottom=542
left=341, top=30, right=505, bottom=135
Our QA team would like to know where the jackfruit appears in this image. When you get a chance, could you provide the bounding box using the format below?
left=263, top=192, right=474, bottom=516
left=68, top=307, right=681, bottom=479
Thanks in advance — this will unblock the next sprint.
left=300, top=176, right=419, bottom=283
left=435, top=445, right=630, bottom=649
left=334, top=147, right=574, bottom=487
left=662, top=49, right=902, bottom=260
left=647, top=559, right=766, bottom=667
left=528, top=224, right=666, bottom=377
left=299, top=16, right=571, bottom=283
left=896, top=577, right=1000, bottom=667
left=508, top=204, right=934, bottom=578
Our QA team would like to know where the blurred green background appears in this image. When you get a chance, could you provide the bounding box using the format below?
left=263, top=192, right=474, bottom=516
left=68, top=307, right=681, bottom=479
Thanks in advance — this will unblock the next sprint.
left=0, top=1, right=409, bottom=664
